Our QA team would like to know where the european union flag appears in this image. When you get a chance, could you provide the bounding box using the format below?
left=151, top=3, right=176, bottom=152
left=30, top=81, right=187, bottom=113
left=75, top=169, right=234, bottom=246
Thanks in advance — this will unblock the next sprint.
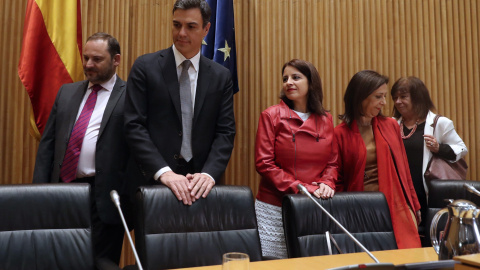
left=202, top=0, right=239, bottom=93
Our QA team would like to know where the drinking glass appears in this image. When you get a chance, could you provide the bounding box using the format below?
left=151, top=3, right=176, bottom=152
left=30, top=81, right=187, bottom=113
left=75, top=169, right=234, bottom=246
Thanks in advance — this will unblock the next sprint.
left=222, top=252, right=249, bottom=270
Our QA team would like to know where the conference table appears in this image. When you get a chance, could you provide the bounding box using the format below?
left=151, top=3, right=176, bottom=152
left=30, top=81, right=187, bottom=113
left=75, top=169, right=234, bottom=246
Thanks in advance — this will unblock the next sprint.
left=176, top=247, right=440, bottom=270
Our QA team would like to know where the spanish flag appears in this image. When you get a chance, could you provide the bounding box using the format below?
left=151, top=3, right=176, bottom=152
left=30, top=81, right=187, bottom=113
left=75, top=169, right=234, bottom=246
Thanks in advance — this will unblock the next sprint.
left=18, top=0, right=83, bottom=138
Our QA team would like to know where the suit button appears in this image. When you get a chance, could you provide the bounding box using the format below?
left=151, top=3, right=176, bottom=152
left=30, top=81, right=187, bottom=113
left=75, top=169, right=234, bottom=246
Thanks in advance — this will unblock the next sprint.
left=178, top=131, right=183, bottom=136
left=174, top=154, right=179, bottom=160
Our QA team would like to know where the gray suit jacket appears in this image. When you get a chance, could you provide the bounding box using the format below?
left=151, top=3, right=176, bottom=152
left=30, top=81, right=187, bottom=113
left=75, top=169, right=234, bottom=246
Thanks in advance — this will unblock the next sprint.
left=33, top=77, right=129, bottom=225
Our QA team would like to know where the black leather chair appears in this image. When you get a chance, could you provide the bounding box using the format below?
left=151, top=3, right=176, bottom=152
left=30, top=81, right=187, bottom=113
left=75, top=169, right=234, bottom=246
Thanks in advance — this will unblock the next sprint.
left=134, top=185, right=262, bottom=270
left=0, top=183, right=110, bottom=270
left=425, top=180, right=480, bottom=247
left=282, top=192, right=397, bottom=258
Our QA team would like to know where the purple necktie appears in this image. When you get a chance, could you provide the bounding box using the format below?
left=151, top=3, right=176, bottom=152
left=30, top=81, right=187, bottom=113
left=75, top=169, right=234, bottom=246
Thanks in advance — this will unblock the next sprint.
left=60, top=84, right=102, bottom=183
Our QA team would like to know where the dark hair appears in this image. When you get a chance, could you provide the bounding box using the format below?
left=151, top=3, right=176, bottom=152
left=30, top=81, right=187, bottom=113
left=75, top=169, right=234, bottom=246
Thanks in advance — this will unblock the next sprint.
left=86, top=32, right=120, bottom=59
left=173, top=0, right=211, bottom=27
left=339, top=70, right=389, bottom=126
left=280, top=59, right=326, bottom=116
left=391, top=76, right=436, bottom=119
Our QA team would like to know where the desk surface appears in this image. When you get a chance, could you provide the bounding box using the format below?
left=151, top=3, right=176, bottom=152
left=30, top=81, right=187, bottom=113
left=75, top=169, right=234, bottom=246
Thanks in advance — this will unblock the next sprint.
left=177, top=248, right=438, bottom=270
left=454, top=253, right=480, bottom=267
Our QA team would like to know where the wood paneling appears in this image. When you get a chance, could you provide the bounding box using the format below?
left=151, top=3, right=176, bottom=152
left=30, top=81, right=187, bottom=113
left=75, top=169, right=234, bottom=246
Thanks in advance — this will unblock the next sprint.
left=0, top=0, right=37, bottom=183
left=1, top=0, right=479, bottom=266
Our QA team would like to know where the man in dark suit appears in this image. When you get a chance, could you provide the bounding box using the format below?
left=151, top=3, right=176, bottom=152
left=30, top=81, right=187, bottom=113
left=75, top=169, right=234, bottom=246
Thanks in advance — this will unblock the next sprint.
left=33, top=32, right=129, bottom=265
left=125, top=0, right=236, bottom=205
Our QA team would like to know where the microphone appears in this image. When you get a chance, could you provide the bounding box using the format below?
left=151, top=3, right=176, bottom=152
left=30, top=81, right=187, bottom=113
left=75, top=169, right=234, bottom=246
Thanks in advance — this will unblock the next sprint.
left=464, top=183, right=480, bottom=197
left=297, top=184, right=380, bottom=263
left=110, top=190, right=143, bottom=270
left=110, top=189, right=121, bottom=207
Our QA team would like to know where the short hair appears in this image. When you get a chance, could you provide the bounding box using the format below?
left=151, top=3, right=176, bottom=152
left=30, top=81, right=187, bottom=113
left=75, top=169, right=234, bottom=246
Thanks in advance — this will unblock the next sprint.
left=86, top=32, right=120, bottom=59
left=339, top=70, right=389, bottom=127
left=280, top=59, right=327, bottom=116
left=391, top=76, right=436, bottom=119
left=172, top=0, right=211, bottom=27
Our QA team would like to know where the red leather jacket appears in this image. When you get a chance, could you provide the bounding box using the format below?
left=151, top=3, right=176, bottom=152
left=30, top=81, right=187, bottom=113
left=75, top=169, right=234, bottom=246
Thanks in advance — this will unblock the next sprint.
left=255, top=101, right=337, bottom=206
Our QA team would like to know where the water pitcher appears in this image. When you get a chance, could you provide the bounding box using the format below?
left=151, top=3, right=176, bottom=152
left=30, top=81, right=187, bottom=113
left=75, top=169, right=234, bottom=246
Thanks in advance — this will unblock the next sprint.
left=430, top=199, right=480, bottom=259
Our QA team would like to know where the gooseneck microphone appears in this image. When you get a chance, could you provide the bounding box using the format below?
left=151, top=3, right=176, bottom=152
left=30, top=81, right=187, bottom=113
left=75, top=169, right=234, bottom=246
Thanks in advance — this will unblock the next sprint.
left=464, top=183, right=480, bottom=197
left=110, top=190, right=144, bottom=270
left=297, top=184, right=380, bottom=263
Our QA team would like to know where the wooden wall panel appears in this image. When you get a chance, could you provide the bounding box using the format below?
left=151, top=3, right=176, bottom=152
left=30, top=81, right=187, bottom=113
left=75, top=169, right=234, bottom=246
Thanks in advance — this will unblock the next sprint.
left=1, top=0, right=479, bottom=266
left=232, top=0, right=480, bottom=192
left=0, top=0, right=36, bottom=184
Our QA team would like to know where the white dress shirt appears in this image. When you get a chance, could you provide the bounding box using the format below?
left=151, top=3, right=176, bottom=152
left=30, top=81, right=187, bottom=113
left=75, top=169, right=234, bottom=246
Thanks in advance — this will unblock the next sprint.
left=76, top=74, right=117, bottom=178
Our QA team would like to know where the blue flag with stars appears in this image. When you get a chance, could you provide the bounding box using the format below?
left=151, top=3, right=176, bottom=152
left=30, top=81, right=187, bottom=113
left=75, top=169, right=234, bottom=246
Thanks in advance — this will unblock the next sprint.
left=202, top=0, right=239, bottom=93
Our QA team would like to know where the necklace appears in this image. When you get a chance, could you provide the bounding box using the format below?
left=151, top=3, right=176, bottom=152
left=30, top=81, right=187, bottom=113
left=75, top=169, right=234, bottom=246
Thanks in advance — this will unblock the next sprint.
left=400, top=120, right=418, bottom=139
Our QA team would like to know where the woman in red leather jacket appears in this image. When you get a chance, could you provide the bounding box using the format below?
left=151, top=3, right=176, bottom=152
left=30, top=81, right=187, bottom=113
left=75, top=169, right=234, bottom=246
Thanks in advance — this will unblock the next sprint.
left=335, top=70, right=421, bottom=249
left=255, top=59, right=337, bottom=258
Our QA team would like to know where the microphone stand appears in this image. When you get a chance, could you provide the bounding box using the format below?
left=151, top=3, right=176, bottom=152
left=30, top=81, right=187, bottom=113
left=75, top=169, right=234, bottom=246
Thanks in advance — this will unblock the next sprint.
left=297, top=184, right=380, bottom=263
left=110, top=190, right=144, bottom=270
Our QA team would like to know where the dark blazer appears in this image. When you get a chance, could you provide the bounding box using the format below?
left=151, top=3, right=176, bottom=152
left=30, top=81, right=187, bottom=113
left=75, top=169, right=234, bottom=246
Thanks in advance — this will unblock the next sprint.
left=33, top=77, right=129, bottom=225
left=125, top=47, right=235, bottom=186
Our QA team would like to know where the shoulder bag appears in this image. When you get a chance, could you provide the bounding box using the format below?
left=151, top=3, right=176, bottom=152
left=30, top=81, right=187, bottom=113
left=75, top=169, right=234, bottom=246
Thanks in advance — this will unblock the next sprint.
left=424, top=115, right=468, bottom=181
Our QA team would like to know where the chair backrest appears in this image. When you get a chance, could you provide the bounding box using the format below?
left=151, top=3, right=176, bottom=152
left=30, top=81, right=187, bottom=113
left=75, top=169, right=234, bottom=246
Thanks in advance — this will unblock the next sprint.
left=134, top=185, right=262, bottom=270
left=0, top=183, right=94, bottom=270
left=282, top=192, right=397, bottom=258
left=425, top=180, right=480, bottom=246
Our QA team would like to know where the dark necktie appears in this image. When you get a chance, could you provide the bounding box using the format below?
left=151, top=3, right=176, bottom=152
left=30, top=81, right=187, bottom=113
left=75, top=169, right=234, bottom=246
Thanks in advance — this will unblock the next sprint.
left=179, top=60, right=193, bottom=161
left=60, top=84, right=102, bottom=183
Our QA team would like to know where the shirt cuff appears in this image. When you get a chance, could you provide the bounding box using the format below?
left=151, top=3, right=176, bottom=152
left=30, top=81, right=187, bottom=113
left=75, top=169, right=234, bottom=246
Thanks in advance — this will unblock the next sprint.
left=201, top=172, right=215, bottom=182
left=154, top=166, right=172, bottom=181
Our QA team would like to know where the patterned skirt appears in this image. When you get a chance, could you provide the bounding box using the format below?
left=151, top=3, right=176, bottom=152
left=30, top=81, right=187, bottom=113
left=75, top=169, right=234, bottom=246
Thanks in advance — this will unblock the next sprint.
left=255, top=200, right=288, bottom=259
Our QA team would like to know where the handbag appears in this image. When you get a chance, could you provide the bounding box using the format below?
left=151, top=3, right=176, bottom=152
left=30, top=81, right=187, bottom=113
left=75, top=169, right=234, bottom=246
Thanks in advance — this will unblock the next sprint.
left=424, top=115, right=468, bottom=181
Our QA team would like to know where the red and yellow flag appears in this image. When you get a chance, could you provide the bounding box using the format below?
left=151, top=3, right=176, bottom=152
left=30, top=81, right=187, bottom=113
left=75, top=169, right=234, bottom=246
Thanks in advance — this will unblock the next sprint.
left=18, top=0, right=83, bottom=138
